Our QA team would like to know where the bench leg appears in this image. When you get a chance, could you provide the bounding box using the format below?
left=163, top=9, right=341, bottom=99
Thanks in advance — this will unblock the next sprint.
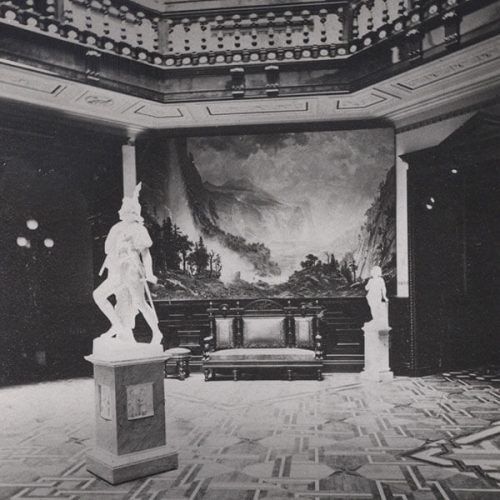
left=317, top=368, right=323, bottom=381
left=204, top=369, right=211, bottom=382
left=232, top=369, right=239, bottom=381
left=287, top=369, right=293, bottom=381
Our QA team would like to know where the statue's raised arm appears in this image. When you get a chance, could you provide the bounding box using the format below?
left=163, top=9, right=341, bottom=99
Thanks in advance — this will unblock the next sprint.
left=93, top=183, right=163, bottom=344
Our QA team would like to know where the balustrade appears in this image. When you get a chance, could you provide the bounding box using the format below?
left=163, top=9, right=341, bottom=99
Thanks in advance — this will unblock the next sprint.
left=0, top=0, right=482, bottom=68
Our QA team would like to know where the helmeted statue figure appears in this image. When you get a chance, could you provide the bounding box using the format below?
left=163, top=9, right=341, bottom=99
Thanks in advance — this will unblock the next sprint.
left=365, top=265, right=389, bottom=328
left=93, top=183, right=162, bottom=344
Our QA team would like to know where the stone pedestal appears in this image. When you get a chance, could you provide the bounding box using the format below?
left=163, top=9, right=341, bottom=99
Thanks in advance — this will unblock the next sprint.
left=85, top=338, right=178, bottom=484
left=360, top=323, right=394, bottom=383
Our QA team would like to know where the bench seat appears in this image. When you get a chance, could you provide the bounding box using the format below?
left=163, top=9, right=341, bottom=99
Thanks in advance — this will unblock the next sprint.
left=208, top=348, right=318, bottom=362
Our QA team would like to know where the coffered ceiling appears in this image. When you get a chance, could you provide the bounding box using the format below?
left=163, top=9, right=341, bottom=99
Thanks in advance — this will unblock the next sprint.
left=1, top=34, right=499, bottom=136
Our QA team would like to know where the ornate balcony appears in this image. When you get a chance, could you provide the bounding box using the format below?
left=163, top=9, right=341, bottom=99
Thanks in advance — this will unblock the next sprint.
left=0, top=0, right=498, bottom=107
left=0, top=0, right=493, bottom=69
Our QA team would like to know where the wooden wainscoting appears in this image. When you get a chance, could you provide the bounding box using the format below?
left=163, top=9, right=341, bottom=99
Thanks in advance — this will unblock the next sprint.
left=137, top=298, right=371, bottom=373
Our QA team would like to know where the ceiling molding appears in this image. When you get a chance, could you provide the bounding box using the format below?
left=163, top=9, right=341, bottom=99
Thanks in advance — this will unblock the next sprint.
left=0, top=35, right=498, bottom=132
left=395, top=96, right=500, bottom=134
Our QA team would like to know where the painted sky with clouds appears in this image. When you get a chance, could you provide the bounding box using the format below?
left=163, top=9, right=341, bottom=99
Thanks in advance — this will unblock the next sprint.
left=188, top=129, right=394, bottom=260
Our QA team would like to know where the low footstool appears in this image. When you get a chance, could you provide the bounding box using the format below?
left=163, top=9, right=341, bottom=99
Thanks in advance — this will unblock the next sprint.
left=164, top=348, right=191, bottom=380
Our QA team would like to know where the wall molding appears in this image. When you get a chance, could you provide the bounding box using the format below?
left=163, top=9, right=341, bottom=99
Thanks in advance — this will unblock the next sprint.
left=395, top=94, right=500, bottom=134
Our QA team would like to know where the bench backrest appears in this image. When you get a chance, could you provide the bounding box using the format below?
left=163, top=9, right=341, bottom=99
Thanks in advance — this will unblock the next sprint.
left=209, top=299, right=319, bottom=350
left=242, top=317, right=286, bottom=348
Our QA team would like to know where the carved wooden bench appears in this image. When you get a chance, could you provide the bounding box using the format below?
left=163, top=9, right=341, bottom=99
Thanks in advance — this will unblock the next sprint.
left=202, top=299, right=324, bottom=381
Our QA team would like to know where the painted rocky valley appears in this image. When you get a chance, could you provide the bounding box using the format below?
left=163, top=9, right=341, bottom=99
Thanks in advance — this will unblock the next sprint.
left=141, top=130, right=396, bottom=300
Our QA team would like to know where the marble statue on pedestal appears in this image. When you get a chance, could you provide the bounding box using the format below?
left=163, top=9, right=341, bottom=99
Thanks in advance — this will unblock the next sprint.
left=361, top=265, right=393, bottom=382
left=93, top=183, right=162, bottom=344
left=86, top=184, right=177, bottom=485
left=365, top=265, right=389, bottom=329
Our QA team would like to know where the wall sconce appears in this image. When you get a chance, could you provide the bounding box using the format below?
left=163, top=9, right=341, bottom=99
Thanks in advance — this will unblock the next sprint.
left=425, top=196, right=435, bottom=210
left=17, top=220, right=55, bottom=249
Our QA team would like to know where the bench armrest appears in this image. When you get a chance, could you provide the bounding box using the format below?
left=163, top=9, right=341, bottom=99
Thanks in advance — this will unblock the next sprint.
left=314, top=332, right=323, bottom=360
left=203, top=335, right=214, bottom=360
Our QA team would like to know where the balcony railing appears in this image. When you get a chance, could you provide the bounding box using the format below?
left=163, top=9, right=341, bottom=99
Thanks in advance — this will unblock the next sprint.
left=0, top=0, right=489, bottom=68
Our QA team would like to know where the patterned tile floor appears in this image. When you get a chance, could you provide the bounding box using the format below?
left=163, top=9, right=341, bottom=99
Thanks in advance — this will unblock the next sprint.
left=1, top=373, right=499, bottom=499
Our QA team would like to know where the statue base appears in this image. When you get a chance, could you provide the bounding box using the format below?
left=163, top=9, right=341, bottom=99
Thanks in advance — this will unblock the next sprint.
left=86, top=445, right=178, bottom=485
left=85, top=339, right=178, bottom=484
left=90, top=336, right=164, bottom=362
left=360, top=322, right=394, bottom=383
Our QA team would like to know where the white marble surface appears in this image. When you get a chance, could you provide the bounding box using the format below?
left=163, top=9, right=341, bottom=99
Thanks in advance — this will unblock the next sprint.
left=87, top=337, right=165, bottom=364
left=93, top=183, right=163, bottom=345
left=361, top=324, right=394, bottom=383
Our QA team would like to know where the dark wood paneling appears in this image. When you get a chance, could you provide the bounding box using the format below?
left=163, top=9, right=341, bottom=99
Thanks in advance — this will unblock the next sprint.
left=403, top=112, right=500, bottom=375
left=389, top=297, right=411, bottom=376
left=0, top=117, right=123, bottom=386
left=137, top=297, right=371, bottom=372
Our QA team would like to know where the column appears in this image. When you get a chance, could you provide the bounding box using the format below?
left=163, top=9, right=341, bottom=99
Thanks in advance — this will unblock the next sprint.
left=122, top=138, right=137, bottom=197
left=396, top=156, right=409, bottom=297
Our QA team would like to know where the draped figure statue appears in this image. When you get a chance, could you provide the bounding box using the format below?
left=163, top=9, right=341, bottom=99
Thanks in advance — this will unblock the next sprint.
left=93, top=183, right=162, bottom=344
left=365, top=265, right=389, bottom=329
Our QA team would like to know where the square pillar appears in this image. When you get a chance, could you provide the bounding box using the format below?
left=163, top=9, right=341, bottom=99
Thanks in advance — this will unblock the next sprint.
left=122, top=139, right=137, bottom=198
left=396, top=157, right=409, bottom=298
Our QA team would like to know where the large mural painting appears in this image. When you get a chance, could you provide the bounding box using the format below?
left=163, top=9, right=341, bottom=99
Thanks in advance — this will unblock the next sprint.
left=146, top=129, right=396, bottom=300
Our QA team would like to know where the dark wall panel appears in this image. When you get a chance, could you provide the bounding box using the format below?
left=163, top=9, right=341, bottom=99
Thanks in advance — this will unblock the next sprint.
left=0, top=123, right=123, bottom=384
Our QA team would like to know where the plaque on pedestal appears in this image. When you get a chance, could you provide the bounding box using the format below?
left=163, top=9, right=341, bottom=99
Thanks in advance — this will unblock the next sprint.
left=85, top=338, right=178, bottom=484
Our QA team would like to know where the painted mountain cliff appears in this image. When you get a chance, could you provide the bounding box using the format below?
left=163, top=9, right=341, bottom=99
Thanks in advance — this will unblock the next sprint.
left=353, top=166, right=396, bottom=293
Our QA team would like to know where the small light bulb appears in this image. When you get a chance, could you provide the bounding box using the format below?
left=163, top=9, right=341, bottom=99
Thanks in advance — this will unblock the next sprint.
left=451, top=168, right=458, bottom=174
left=44, top=238, right=54, bottom=248
left=26, top=219, right=39, bottom=230
left=426, top=204, right=433, bottom=210
left=17, top=236, right=28, bottom=247
left=429, top=197, right=435, bottom=204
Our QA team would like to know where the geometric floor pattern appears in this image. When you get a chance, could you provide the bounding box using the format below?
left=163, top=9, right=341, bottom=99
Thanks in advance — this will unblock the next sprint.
left=1, top=373, right=499, bottom=499
left=408, top=420, right=500, bottom=484
left=443, top=366, right=500, bottom=385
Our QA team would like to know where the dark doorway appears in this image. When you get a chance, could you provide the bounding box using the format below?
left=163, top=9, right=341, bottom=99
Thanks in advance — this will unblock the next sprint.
left=405, top=112, right=499, bottom=375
